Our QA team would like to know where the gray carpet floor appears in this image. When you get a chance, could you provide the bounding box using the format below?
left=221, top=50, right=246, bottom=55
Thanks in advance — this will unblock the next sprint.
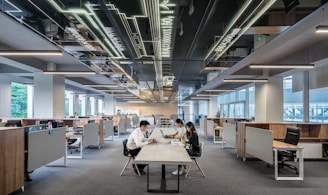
left=11, top=133, right=328, bottom=195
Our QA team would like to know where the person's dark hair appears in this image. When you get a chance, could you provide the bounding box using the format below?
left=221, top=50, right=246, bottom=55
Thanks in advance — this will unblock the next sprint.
left=185, top=121, right=197, bottom=137
left=139, top=120, right=150, bottom=127
left=175, top=118, right=183, bottom=125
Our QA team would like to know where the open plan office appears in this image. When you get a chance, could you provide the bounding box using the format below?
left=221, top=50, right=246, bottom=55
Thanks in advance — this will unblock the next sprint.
left=1, top=0, right=328, bottom=194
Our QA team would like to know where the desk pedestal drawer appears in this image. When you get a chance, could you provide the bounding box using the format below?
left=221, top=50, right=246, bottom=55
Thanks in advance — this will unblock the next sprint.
left=298, top=143, right=322, bottom=159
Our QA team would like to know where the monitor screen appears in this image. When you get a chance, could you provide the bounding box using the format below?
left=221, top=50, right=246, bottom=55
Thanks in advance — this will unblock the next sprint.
left=6, top=120, right=22, bottom=127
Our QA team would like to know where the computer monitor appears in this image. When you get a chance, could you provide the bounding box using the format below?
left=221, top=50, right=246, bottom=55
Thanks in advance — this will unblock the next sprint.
left=6, top=120, right=22, bottom=127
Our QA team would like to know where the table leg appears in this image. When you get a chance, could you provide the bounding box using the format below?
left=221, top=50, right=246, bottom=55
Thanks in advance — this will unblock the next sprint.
left=147, top=164, right=180, bottom=193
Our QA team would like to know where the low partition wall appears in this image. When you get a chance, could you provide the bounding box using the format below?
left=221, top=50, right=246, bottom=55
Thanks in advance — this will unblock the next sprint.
left=222, top=123, right=237, bottom=148
left=28, top=127, right=66, bottom=172
left=245, top=127, right=273, bottom=164
left=83, top=123, right=100, bottom=148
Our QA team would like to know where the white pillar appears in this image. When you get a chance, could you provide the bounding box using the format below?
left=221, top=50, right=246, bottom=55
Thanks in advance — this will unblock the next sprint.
left=255, top=77, right=283, bottom=122
left=303, top=71, right=309, bottom=122
left=104, top=94, right=115, bottom=115
left=73, top=94, right=79, bottom=115
left=33, top=72, right=65, bottom=118
left=0, top=77, right=11, bottom=117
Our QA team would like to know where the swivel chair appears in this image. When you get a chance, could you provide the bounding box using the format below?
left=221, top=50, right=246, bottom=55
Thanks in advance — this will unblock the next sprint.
left=120, top=139, right=141, bottom=176
left=278, top=126, right=300, bottom=174
left=185, top=141, right=205, bottom=178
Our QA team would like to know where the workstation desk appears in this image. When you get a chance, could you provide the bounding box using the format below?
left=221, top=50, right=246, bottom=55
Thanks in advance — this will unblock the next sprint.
left=134, top=127, right=192, bottom=193
left=246, top=127, right=303, bottom=181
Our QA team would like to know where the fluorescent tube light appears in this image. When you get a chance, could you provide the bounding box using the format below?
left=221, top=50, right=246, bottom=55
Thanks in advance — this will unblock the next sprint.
left=0, top=50, right=62, bottom=56
left=84, top=84, right=118, bottom=87
left=249, top=64, right=314, bottom=69
left=205, top=89, right=235, bottom=92
left=191, top=97, right=210, bottom=100
left=316, top=26, right=328, bottom=33
left=196, top=94, right=220, bottom=96
left=204, top=66, right=228, bottom=71
left=100, top=90, right=127, bottom=92
left=43, top=71, right=96, bottom=75
left=223, top=79, right=268, bottom=83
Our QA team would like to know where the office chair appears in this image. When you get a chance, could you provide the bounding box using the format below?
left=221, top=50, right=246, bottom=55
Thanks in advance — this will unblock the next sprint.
left=120, top=139, right=141, bottom=176
left=185, top=141, right=205, bottom=178
left=67, top=138, right=80, bottom=154
left=278, top=127, right=300, bottom=174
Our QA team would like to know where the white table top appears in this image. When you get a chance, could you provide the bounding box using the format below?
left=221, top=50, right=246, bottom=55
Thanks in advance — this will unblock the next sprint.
left=134, top=144, right=192, bottom=165
left=135, top=127, right=191, bottom=164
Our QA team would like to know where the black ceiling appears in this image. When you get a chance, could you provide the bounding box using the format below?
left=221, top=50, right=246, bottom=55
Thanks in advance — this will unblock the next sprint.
left=0, top=0, right=326, bottom=102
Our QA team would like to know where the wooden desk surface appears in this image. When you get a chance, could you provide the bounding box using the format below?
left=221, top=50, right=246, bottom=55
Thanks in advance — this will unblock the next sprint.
left=273, top=140, right=301, bottom=149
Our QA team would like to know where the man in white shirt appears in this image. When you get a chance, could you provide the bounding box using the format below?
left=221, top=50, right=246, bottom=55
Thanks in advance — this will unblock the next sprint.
left=127, top=120, right=155, bottom=175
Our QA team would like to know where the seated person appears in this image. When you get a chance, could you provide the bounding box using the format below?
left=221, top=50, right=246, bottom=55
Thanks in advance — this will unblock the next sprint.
left=127, top=120, right=156, bottom=175
left=172, top=121, right=200, bottom=175
left=164, top=118, right=186, bottom=140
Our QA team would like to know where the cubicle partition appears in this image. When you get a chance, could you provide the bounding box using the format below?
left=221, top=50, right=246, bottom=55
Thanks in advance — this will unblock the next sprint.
left=222, top=123, right=237, bottom=148
left=82, top=123, right=100, bottom=148
left=27, top=127, right=67, bottom=172
left=104, top=120, right=114, bottom=140
left=245, top=127, right=273, bottom=164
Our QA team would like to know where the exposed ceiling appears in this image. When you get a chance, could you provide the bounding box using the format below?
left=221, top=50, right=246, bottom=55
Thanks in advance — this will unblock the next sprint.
left=0, top=0, right=327, bottom=103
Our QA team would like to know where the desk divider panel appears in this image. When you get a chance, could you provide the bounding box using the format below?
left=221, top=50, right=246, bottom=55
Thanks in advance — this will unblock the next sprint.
left=118, top=118, right=126, bottom=135
left=223, top=123, right=237, bottom=148
left=28, top=127, right=66, bottom=172
left=245, top=127, right=273, bottom=164
left=104, top=120, right=113, bottom=139
left=83, top=123, right=99, bottom=148
left=206, top=120, right=214, bottom=139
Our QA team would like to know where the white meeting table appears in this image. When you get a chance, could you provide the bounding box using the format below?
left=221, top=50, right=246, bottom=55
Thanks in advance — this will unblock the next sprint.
left=134, top=127, right=192, bottom=193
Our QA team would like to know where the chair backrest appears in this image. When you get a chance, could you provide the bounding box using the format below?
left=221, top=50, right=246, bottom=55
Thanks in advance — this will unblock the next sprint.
left=122, top=139, right=130, bottom=156
left=197, top=141, right=204, bottom=158
left=284, top=127, right=300, bottom=145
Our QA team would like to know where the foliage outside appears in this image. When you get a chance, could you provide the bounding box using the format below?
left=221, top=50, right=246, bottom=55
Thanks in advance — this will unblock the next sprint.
left=11, top=82, right=27, bottom=118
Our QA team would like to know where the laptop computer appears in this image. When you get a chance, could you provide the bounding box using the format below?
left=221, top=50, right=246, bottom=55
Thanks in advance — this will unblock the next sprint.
left=160, top=129, right=165, bottom=138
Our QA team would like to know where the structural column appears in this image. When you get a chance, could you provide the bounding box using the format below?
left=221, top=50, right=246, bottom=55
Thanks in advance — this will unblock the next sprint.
left=33, top=72, right=65, bottom=118
left=255, top=77, right=283, bottom=122
left=0, top=76, right=11, bottom=117
left=104, top=94, right=115, bottom=115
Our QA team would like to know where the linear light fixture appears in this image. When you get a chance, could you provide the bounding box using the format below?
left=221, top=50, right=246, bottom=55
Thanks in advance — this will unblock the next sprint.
left=205, top=89, right=235, bottom=92
left=127, top=100, right=146, bottom=103
left=43, top=71, right=96, bottom=75
left=204, top=66, right=229, bottom=71
left=196, top=94, right=220, bottom=96
left=249, top=64, right=314, bottom=69
left=84, top=84, right=119, bottom=87
left=0, top=50, right=62, bottom=56
left=100, top=90, right=126, bottom=92
left=191, top=97, right=210, bottom=100
left=223, top=79, right=268, bottom=83
left=315, top=25, right=328, bottom=33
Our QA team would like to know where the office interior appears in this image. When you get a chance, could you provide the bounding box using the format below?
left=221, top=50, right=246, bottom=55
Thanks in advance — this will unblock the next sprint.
left=1, top=0, right=328, bottom=194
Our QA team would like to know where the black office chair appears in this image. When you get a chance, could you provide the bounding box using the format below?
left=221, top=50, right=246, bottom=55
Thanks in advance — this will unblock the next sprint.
left=120, top=139, right=141, bottom=176
left=278, top=126, right=300, bottom=174
left=67, top=138, right=80, bottom=154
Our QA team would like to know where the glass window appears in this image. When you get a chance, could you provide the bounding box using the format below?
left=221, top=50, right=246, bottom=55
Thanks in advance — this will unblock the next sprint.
left=283, top=76, right=303, bottom=121
left=248, top=86, right=255, bottom=118
left=11, top=82, right=27, bottom=118
left=309, top=88, right=328, bottom=122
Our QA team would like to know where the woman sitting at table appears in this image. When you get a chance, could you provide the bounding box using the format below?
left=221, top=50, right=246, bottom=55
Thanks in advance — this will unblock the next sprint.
left=164, top=118, right=186, bottom=140
left=172, top=121, right=200, bottom=175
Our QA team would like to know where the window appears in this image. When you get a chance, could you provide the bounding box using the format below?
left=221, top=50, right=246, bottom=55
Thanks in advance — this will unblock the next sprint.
left=283, top=76, right=303, bottom=121
left=309, top=88, right=328, bottom=122
left=11, top=82, right=27, bottom=118
left=217, top=84, right=254, bottom=118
